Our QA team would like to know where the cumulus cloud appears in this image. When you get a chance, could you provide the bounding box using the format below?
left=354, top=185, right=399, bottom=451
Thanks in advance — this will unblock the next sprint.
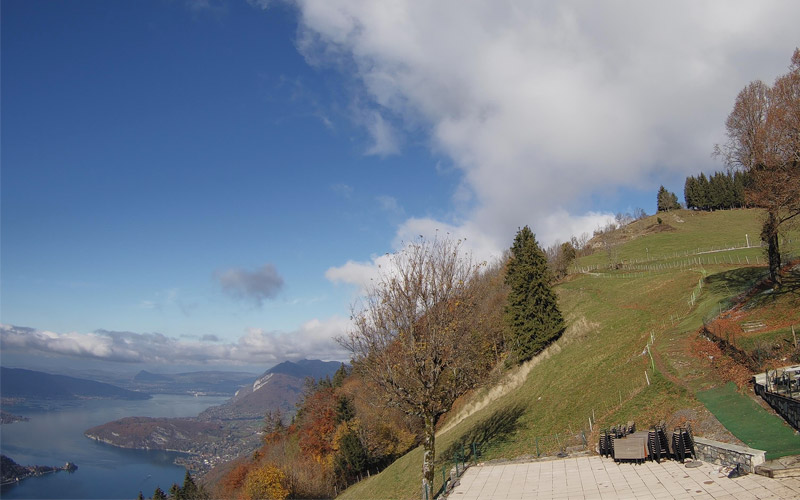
left=215, top=264, right=284, bottom=306
left=290, top=0, right=799, bottom=249
left=325, top=253, right=393, bottom=292
left=325, top=219, right=507, bottom=292
left=0, top=320, right=350, bottom=366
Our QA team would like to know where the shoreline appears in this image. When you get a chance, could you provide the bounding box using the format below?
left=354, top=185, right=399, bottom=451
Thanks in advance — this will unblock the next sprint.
left=1, top=456, right=77, bottom=487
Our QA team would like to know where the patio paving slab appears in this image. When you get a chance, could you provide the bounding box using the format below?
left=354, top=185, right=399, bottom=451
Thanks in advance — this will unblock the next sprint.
left=447, top=456, right=800, bottom=499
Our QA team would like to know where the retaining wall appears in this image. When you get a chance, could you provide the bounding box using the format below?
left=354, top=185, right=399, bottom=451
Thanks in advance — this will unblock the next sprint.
left=693, top=437, right=766, bottom=473
left=755, top=383, right=800, bottom=431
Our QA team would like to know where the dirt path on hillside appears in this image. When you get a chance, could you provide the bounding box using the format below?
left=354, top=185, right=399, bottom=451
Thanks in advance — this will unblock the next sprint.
left=647, top=320, right=751, bottom=444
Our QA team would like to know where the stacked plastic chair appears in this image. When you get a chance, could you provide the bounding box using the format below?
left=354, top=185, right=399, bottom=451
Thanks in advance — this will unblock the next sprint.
left=647, top=423, right=669, bottom=463
left=671, top=425, right=696, bottom=463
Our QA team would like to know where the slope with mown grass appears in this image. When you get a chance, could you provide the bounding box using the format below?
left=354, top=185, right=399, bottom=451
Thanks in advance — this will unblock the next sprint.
left=338, top=209, right=800, bottom=500
left=697, top=382, right=800, bottom=459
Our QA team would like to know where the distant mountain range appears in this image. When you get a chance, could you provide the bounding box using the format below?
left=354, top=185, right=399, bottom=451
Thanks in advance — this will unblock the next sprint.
left=0, top=367, right=150, bottom=401
left=129, top=370, right=258, bottom=396
left=84, top=359, right=344, bottom=473
left=199, top=359, right=343, bottom=420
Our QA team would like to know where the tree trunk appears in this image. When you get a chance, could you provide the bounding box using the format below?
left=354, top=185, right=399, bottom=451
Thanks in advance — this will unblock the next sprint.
left=762, top=211, right=782, bottom=285
left=421, top=413, right=436, bottom=500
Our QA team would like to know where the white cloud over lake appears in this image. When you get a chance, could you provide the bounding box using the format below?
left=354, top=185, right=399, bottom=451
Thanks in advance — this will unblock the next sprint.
left=0, top=320, right=349, bottom=366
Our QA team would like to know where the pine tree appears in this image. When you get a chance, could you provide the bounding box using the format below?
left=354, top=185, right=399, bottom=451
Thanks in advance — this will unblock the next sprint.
left=684, top=176, right=696, bottom=209
left=733, top=170, right=747, bottom=207
left=334, top=430, right=369, bottom=487
left=697, top=173, right=710, bottom=210
left=331, top=363, right=349, bottom=388
left=657, top=186, right=680, bottom=212
left=709, top=172, right=724, bottom=209
left=504, top=226, right=565, bottom=363
left=152, top=487, right=167, bottom=500
left=181, top=471, right=199, bottom=500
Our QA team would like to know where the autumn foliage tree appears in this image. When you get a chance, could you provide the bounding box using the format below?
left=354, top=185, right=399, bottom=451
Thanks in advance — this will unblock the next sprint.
left=214, top=370, right=419, bottom=500
left=242, top=464, right=289, bottom=500
left=339, top=236, right=485, bottom=499
left=716, top=48, right=800, bottom=284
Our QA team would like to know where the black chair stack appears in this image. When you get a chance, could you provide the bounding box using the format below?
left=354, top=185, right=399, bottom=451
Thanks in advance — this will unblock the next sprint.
left=599, top=430, right=612, bottom=458
left=671, top=425, right=696, bottom=463
left=647, top=424, right=669, bottom=463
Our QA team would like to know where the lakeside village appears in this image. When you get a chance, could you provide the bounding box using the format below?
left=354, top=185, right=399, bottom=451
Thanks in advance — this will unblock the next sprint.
left=1, top=455, right=77, bottom=487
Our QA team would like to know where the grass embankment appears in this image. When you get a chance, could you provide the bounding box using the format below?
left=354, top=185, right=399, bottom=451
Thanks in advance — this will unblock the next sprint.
left=697, top=382, right=800, bottom=459
left=339, top=209, right=799, bottom=500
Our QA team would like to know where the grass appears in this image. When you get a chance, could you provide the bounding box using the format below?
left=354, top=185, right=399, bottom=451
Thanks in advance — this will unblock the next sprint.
left=578, top=209, right=768, bottom=271
left=696, top=382, right=800, bottom=459
left=338, top=209, right=800, bottom=499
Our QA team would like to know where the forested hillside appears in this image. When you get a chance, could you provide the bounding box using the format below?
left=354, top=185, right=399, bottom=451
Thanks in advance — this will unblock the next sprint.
left=204, top=208, right=800, bottom=500
left=336, top=209, right=798, bottom=499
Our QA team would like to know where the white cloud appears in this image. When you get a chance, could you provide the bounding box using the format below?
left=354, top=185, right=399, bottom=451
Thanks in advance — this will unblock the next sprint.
left=0, top=319, right=350, bottom=366
left=325, top=219, right=504, bottom=292
left=536, top=210, right=616, bottom=248
left=363, top=111, right=400, bottom=156
left=291, top=0, right=799, bottom=249
left=325, top=254, right=393, bottom=292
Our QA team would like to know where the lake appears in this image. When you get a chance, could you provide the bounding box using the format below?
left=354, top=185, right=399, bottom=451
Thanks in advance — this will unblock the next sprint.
left=0, top=394, right=230, bottom=500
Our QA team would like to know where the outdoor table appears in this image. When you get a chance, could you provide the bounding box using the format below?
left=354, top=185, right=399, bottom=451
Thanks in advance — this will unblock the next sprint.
left=613, top=433, right=648, bottom=463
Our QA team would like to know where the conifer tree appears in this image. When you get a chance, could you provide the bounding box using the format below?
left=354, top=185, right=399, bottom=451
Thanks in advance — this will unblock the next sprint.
left=504, top=226, right=565, bottom=362
left=181, top=471, right=199, bottom=499
left=684, top=176, right=697, bottom=209
left=733, top=170, right=747, bottom=207
left=331, top=363, right=349, bottom=388
left=697, top=172, right=710, bottom=209
left=657, top=186, right=680, bottom=212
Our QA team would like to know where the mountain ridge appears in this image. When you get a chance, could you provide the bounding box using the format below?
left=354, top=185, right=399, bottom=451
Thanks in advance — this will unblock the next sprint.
left=0, top=367, right=150, bottom=401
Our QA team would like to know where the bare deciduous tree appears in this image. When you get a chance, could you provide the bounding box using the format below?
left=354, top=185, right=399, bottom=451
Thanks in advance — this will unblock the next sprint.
left=716, top=49, right=800, bottom=284
left=338, top=237, right=484, bottom=499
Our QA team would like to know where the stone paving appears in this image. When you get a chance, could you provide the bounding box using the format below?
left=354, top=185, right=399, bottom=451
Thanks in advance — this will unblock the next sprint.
left=448, top=455, right=800, bottom=499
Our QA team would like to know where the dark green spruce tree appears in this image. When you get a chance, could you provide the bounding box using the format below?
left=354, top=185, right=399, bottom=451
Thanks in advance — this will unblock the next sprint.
left=657, top=186, right=680, bottom=212
left=504, top=226, right=566, bottom=363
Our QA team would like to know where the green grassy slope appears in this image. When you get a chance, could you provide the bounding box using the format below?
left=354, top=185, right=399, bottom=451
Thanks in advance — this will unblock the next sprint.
left=339, top=209, right=799, bottom=500
left=697, top=383, right=800, bottom=459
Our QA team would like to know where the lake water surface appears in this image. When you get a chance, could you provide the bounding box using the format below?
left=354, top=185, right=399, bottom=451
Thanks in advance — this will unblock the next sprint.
left=0, top=395, right=229, bottom=500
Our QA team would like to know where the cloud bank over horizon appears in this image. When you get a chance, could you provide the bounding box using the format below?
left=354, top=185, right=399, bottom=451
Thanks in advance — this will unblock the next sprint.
left=0, top=320, right=350, bottom=367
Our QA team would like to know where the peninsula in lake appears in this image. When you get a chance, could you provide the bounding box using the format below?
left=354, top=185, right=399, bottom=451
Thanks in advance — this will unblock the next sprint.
left=84, top=360, right=342, bottom=473
left=1, top=455, right=77, bottom=486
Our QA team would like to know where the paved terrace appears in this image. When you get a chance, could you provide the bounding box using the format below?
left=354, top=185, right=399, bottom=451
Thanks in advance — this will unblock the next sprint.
left=449, top=456, right=800, bottom=499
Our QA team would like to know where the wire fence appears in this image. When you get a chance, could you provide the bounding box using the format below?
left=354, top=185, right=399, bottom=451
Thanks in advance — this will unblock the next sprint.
left=574, top=237, right=798, bottom=276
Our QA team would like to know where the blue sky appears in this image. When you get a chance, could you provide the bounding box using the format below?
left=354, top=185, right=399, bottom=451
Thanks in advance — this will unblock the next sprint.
left=2, top=0, right=798, bottom=372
